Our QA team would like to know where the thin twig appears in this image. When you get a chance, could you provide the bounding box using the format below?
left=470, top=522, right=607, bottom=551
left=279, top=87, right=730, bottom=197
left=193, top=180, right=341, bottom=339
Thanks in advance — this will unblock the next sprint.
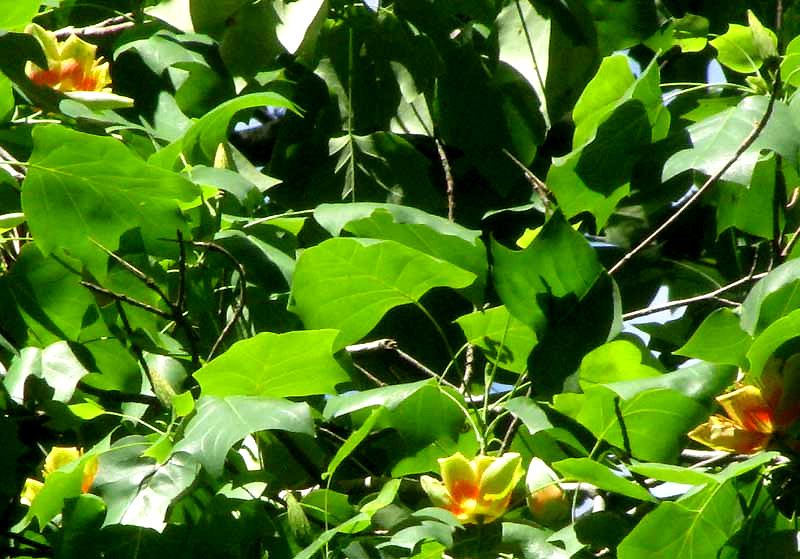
left=622, top=272, right=768, bottom=320
left=435, top=139, right=455, bottom=221
left=89, top=238, right=201, bottom=369
left=191, top=241, right=247, bottom=361
left=0, top=145, right=25, bottom=180
left=80, top=280, right=172, bottom=319
left=352, top=363, right=387, bottom=387
left=54, top=15, right=136, bottom=38
left=781, top=225, right=800, bottom=257
left=609, top=85, right=780, bottom=276
left=503, top=148, right=551, bottom=210
left=346, top=339, right=397, bottom=353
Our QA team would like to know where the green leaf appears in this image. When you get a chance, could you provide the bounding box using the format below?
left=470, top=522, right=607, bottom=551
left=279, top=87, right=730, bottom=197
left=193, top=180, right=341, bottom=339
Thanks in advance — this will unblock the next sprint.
left=194, top=330, right=351, bottom=397
left=4, top=342, right=89, bottom=403
left=456, top=305, right=537, bottom=374
left=495, top=0, right=551, bottom=126
left=664, top=96, right=799, bottom=186
left=578, top=340, right=662, bottom=387
left=22, top=125, right=201, bottom=278
left=747, top=10, right=778, bottom=60
left=389, top=61, right=434, bottom=136
left=584, top=0, right=659, bottom=55
left=746, top=308, right=800, bottom=376
left=323, top=380, right=431, bottom=419
left=501, top=522, right=571, bottom=559
left=627, top=463, right=718, bottom=486
left=602, top=361, right=737, bottom=403
left=715, top=155, right=777, bottom=239
left=618, top=482, right=743, bottom=559
left=290, top=238, right=476, bottom=350
left=323, top=407, right=381, bottom=481
left=711, top=21, right=777, bottom=74
left=740, top=258, right=800, bottom=335
left=0, top=72, right=13, bottom=122
left=55, top=494, right=107, bottom=559
left=676, top=308, right=753, bottom=366
left=150, top=92, right=299, bottom=168
left=94, top=436, right=200, bottom=531
left=781, top=35, right=800, bottom=87
left=174, top=395, right=313, bottom=477
left=492, top=213, right=619, bottom=392
left=275, top=0, right=327, bottom=55
left=553, top=458, right=656, bottom=502
left=554, top=386, right=705, bottom=462
left=317, top=204, right=487, bottom=302
left=502, top=398, right=554, bottom=434
left=0, top=0, right=40, bottom=29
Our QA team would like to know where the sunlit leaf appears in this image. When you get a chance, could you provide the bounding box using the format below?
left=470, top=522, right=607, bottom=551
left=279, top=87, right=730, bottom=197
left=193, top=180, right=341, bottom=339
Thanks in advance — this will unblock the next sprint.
left=290, top=238, right=476, bottom=350
left=175, top=395, right=313, bottom=477
left=195, top=330, right=351, bottom=397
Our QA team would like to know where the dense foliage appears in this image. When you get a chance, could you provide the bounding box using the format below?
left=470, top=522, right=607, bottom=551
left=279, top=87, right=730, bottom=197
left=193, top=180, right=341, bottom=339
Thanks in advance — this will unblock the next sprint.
left=4, top=1, right=800, bottom=557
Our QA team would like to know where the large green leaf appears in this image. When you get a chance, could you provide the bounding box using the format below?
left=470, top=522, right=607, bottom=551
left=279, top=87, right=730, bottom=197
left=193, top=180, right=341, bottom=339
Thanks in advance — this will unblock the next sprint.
left=601, top=361, right=736, bottom=403
left=676, top=308, right=753, bottom=367
left=492, top=213, right=619, bottom=392
left=618, top=482, right=743, bottom=559
left=315, top=204, right=487, bottom=297
left=275, top=0, right=327, bottom=55
left=715, top=155, right=777, bottom=239
left=174, top=395, right=314, bottom=477
left=553, top=458, right=655, bottom=502
left=456, top=305, right=537, bottom=374
left=290, top=238, right=476, bottom=349
left=740, top=258, right=800, bottom=335
left=711, top=21, right=777, bottom=74
left=663, top=96, right=800, bottom=186
left=4, top=342, right=89, bottom=403
left=584, top=0, right=659, bottom=55
left=22, top=125, right=201, bottom=278
left=194, top=329, right=351, bottom=397
left=554, top=386, right=705, bottom=462
left=93, top=436, right=200, bottom=531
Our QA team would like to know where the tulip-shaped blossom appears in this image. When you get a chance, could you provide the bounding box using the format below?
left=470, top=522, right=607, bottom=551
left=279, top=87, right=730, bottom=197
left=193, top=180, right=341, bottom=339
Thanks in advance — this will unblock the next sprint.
left=526, top=458, right=569, bottom=526
left=420, top=452, right=524, bottom=523
left=689, top=355, right=800, bottom=453
left=21, top=447, right=98, bottom=505
left=25, top=23, right=112, bottom=92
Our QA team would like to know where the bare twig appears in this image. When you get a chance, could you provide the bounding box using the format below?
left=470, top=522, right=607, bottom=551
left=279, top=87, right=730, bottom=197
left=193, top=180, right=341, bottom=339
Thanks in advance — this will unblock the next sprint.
left=80, top=280, right=172, bottom=319
left=609, top=86, right=779, bottom=276
left=54, top=15, right=136, bottom=38
left=345, top=338, right=460, bottom=390
left=352, top=363, right=387, bottom=387
left=90, top=238, right=201, bottom=369
left=435, top=139, right=455, bottom=221
left=191, top=241, right=247, bottom=361
left=503, top=148, right=551, bottom=210
left=0, top=145, right=25, bottom=180
left=622, top=272, right=768, bottom=320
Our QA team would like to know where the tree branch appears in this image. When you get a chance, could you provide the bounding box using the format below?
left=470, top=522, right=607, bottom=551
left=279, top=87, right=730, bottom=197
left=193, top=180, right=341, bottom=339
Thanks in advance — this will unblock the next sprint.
left=622, top=271, right=768, bottom=320
left=54, top=15, right=136, bottom=38
left=609, top=85, right=779, bottom=276
left=435, top=138, right=455, bottom=221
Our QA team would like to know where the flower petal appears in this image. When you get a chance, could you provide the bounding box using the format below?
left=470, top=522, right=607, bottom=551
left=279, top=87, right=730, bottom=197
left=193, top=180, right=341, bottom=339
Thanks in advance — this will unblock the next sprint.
left=420, top=475, right=453, bottom=508
left=688, top=415, right=772, bottom=453
left=717, top=385, right=773, bottom=433
left=478, top=452, right=523, bottom=502
left=439, top=452, right=478, bottom=501
left=43, top=447, right=82, bottom=476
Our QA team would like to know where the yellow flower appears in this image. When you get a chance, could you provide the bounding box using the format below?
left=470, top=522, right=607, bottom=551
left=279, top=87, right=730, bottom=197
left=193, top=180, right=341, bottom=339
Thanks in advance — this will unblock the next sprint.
left=688, top=355, right=800, bottom=453
left=24, top=23, right=111, bottom=92
left=20, top=446, right=98, bottom=506
left=420, top=452, right=524, bottom=523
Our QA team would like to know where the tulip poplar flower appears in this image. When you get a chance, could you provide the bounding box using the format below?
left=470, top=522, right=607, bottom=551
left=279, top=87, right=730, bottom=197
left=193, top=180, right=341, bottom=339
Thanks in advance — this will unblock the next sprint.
left=25, top=23, right=112, bottom=92
left=688, top=355, right=800, bottom=453
left=21, top=447, right=98, bottom=506
left=420, top=452, right=524, bottom=523
left=24, top=23, right=134, bottom=109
